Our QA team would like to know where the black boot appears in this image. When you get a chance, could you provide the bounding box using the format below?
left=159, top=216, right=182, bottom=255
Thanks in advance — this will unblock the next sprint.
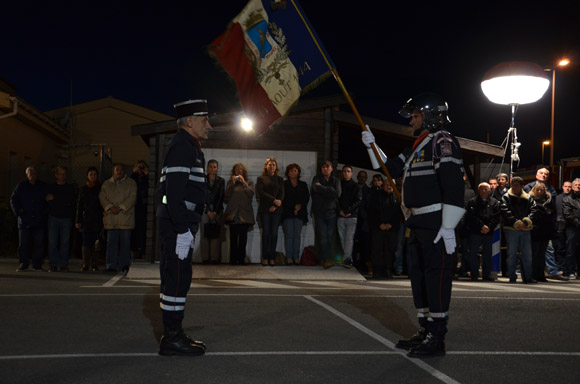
left=407, top=332, right=446, bottom=358
left=159, top=328, right=206, bottom=356
left=395, top=328, right=427, bottom=350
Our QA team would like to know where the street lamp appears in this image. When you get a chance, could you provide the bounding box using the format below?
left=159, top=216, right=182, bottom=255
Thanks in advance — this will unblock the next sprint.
left=481, top=61, right=550, bottom=178
left=542, top=140, right=550, bottom=165
left=545, top=58, right=570, bottom=169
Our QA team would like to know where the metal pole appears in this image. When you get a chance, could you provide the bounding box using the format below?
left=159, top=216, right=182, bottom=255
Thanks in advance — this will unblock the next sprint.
left=550, top=69, right=555, bottom=170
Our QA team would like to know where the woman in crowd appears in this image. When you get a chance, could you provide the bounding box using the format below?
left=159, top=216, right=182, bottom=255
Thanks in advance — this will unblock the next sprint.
left=529, top=182, right=556, bottom=282
left=256, top=158, right=285, bottom=266
left=201, top=159, right=225, bottom=264
left=224, top=163, right=255, bottom=265
left=75, top=167, right=103, bottom=271
left=282, top=163, right=309, bottom=265
left=366, top=175, right=401, bottom=279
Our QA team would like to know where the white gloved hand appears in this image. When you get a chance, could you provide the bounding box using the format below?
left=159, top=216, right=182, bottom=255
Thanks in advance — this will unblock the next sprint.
left=434, top=227, right=456, bottom=254
left=361, top=125, right=375, bottom=148
left=176, top=230, right=194, bottom=260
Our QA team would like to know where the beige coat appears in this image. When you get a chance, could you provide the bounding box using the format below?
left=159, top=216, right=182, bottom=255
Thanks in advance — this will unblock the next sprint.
left=99, top=175, right=137, bottom=230
left=224, top=180, right=255, bottom=225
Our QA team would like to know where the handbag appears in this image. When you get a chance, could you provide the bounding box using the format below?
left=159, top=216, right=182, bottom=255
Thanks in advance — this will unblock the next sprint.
left=203, top=222, right=220, bottom=239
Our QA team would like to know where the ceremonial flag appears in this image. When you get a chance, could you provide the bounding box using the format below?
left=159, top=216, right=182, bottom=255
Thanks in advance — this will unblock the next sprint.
left=209, top=0, right=334, bottom=135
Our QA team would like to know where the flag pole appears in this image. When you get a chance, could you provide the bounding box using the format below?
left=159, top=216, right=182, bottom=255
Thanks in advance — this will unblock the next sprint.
left=290, top=0, right=400, bottom=201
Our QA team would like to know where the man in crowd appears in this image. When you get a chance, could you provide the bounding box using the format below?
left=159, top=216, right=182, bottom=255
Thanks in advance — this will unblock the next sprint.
left=337, top=165, right=361, bottom=268
left=551, top=181, right=572, bottom=280
left=46, top=166, right=75, bottom=272
left=488, top=178, right=498, bottom=190
left=492, top=172, right=509, bottom=276
left=362, top=93, right=465, bottom=358
left=500, top=176, right=538, bottom=283
left=311, top=161, right=341, bottom=269
left=10, top=166, right=47, bottom=272
left=156, top=99, right=210, bottom=356
left=99, top=163, right=137, bottom=274
left=352, top=170, right=371, bottom=274
left=465, top=182, right=500, bottom=281
left=562, top=178, right=580, bottom=279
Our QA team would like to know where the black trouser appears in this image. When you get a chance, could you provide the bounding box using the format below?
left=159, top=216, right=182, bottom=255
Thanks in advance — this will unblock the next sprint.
left=553, top=227, right=567, bottom=272
left=408, top=228, right=453, bottom=338
left=229, top=223, right=249, bottom=265
left=158, top=217, right=196, bottom=331
left=531, top=239, right=548, bottom=280
left=370, top=229, right=397, bottom=276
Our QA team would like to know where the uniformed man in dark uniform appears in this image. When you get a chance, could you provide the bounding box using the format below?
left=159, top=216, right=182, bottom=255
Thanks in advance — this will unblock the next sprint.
left=362, top=93, right=465, bottom=358
left=157, top=99, right=211, bottom=356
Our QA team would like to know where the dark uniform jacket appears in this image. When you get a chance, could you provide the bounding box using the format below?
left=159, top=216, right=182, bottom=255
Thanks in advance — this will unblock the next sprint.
left=500, top=188, right=538, bottom=231
left=339, top=179, right=362, bottom=217
left=282, top=179, right=310, bottom=223
left=562, top=192, right=580, bottom=229
left=310, top=174, right=341, bottom=216
left=465, top=196, right=500, bottom=236
left=386, top=130, right=465, bottom=230
left=156, top=128, right=206, bottom=234
left=10, top=180, right=47, bottom=229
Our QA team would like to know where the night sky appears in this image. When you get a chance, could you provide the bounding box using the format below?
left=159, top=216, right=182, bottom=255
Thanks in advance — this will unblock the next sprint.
left=2, top=1, right=579, bottom=168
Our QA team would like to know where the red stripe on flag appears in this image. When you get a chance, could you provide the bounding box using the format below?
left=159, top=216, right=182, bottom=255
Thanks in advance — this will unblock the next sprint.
left=210, top=23, right=281, bottom=135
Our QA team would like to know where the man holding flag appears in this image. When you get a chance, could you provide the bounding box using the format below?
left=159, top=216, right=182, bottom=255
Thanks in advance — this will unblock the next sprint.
left=362, top=93, right=465, bottom=358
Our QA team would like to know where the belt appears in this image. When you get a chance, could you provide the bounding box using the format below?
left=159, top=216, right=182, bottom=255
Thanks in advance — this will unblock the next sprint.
left=162, top=195, right=205, bottom=214
left=411, top=203, right=442, bottom=216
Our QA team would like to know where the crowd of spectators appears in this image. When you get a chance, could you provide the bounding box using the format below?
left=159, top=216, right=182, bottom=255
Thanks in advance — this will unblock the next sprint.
left=9, top=160, right=580, bottom=281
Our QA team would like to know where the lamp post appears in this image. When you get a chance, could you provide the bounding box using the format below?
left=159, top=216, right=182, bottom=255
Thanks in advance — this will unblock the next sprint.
left=481, top=61, right=550, bottom=178
left=542, top=140, right=550, bottom=165
left=545, top=59, right=570, bottom=170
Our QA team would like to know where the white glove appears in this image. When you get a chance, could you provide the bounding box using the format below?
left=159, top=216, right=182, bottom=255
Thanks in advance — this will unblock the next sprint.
left=361, top=125, right=375, bottom=148
left=434, top=227, right=456, bottom=254
left=176, top=230, right=194, bottom=260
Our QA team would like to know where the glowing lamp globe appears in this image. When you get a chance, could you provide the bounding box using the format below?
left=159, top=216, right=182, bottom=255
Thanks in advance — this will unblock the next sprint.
left=481, top=61, right=550, bottom=105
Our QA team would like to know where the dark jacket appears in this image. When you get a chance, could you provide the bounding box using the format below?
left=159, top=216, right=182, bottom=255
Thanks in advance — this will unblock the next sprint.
left=367, top=187, right=402, bottom=232
left=282, top=179, right=310, bottom=223
left=10, top=180, right=47, bottom=229
left=465, top=196, right=500, bottom=236
left=524, top=180, right=557, bottom=197
left=256, top=174, right=285, bottom=215
left=46, top=182, right=75, bottom=219
left=500, top=188, right=538, bottom=231
left=205, top=176, right=225, bottom=214
left=562, top=192, right=580, bottom=229
left=76, top=183, right=103, bottom=233
left=530, top=193, right=556, bottom=241
left=555, top=192, right=569, bottom=231
left=310, top=174, right=341, bottom=216
left=338, top=179, right=362, bottom=217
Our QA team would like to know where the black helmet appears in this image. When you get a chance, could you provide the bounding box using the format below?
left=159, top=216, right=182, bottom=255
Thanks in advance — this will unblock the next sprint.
left=399, top=92, right=451, bottom=134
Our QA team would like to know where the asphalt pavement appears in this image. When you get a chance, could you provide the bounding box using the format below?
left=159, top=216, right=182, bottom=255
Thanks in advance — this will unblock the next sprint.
left=1, top=258, right=579, bottom=384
